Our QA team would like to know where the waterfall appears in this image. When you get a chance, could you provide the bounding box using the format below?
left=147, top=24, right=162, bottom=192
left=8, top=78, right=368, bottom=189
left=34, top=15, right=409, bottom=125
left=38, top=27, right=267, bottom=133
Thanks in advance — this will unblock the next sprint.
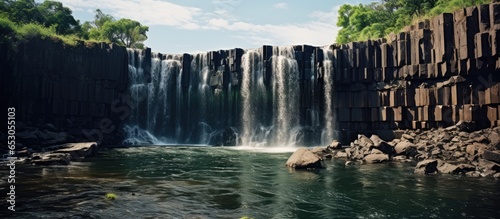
left=124, top=45, right=337, bottom=147
left=271, top=46, right=300, bottom=146
left=322, top=46, right=335, bottom=145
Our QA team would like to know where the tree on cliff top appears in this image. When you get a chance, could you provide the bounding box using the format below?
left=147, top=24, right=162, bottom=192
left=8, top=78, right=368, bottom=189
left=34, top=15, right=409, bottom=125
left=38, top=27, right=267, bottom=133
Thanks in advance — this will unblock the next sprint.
left=335, top=0, right=493, bottom=44
left=83, top=9, right=148, bottom=49
left=101, top=18, right=149, bottom=48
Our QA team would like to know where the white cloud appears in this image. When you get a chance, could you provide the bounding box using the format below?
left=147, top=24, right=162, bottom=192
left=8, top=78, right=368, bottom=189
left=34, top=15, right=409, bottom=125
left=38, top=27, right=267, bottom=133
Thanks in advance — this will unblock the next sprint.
left=60, top=0, right=341, bottom=51
left=57, top=0, right=201, bottom=28
left=273, top=3, right=288, bottom=9
left=202, top=6, right=341, bottom=47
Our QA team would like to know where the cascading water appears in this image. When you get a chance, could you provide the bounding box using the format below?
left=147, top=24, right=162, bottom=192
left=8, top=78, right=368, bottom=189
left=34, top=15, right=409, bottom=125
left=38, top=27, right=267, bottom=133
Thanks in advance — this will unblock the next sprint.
left=125, top=45, right=337, bottom=147
left=321, top=46, right=335, bottom=145
left=271, top=46, right=300, bottom=146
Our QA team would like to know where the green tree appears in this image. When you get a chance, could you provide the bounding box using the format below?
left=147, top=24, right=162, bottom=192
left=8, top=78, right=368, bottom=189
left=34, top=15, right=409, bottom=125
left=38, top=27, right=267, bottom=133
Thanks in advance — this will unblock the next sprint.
left=100, top=18, right=148, bottom=48
left=38, top=0, right=79, bottom=34
left=335, top=0, right=492, bottom=44
left=0, top=0, right=44, bottom=24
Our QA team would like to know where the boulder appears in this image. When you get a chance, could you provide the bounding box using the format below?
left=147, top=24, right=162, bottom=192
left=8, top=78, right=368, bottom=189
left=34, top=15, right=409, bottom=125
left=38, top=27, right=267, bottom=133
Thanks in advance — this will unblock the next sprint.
left=466, top=143, right=488, bottom=156
left=371, top=136, right=395, bottom=155
left=437, top=162, right=462, bottom=174
left=369, top=135, right=385, bottom=147
left=402, top=134, right=414, bottom=141
left=31, top=153, right=71, bottom=165
left=364, top=154, right=389, bottom=164
left=482, top=150, right=500, bottom=163
left=357, top=134, right=374, bottom=148
left=457, top=164, right=476, bottom=172
left=334, top=152, right=348, bottom=158
left=53, top=142, right=98, bottom=161
left=488, top=132, right=500, bottom=149
left=478, top=159, right=500, bottom=172
left=415, top=159, right=438, bottom=175
left=328, top=140, right=342, bottom=149
left=395, top=141, right=414, bottom=155
left=286, top=148, right=323, bottom=169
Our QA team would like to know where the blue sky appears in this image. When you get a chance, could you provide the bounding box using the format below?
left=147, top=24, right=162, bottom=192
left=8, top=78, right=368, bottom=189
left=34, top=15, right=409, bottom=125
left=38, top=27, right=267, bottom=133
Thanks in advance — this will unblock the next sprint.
left=56, top=0, right=376, bottom=54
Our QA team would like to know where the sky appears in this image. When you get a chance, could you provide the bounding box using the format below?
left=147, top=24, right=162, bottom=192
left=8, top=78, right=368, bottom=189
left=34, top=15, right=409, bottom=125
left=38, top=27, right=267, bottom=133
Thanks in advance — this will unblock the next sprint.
left=55, top=0, right=376, bottom=54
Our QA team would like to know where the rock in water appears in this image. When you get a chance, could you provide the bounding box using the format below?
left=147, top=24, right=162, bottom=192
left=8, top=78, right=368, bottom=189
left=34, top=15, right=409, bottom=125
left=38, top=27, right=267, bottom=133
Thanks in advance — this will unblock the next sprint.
left=364, top=154, right=389, bottom=163
left=415, top=159, right=438, bottom=175
left=328, top=140, right=342, bottom=149
left=286, top=148, right=323, bottom=169
left=53, top=142, right=98, bottom=161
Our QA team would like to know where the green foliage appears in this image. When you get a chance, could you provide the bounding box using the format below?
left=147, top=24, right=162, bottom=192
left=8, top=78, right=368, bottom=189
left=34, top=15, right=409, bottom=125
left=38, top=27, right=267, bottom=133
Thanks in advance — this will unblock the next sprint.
left=16, top=22, right=56, bottom=39
left=0, top=1, right=149, bottom=48
left=335, top=0, right=493, bottom=44
left=100, top=18, right=148, bottom=48
left=38, top=0, right=80, bottom=35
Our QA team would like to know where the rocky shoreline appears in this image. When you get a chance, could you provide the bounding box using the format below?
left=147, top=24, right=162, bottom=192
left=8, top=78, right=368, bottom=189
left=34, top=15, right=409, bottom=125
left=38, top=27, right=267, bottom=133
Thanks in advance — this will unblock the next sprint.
left=287, top=121, right=500, bottom=178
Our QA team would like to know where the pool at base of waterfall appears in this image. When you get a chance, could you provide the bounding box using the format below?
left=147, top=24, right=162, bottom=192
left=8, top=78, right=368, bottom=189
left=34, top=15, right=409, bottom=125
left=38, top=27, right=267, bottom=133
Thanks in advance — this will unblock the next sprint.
left=3, top=146, right=500, bottom=218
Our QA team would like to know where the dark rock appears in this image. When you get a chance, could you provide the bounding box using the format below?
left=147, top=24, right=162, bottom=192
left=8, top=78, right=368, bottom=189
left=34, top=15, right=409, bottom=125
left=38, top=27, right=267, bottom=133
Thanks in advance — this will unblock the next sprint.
left=286, top=148, right=323, bottom=169
left=42, top=123, right=57, bottom=132
left=364, top=154, right=389, bottom=163
left=482, top=150, right=500, bottom=164
left=415, top=159, right=438, bottom=174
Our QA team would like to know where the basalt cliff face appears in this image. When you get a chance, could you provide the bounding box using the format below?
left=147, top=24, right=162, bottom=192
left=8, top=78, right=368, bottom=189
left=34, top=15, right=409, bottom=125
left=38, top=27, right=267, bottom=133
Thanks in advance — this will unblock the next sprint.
left=2, top=3, right=499, bottom=146
left=2, top=38, right=129, bottom=146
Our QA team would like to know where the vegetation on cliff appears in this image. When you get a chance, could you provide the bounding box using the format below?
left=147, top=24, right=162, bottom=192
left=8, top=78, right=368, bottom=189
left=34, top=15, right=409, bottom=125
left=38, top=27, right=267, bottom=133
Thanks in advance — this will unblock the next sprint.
left=0, top=0, right=148, bottom=48
left=336, top=0, right=493, bottom=44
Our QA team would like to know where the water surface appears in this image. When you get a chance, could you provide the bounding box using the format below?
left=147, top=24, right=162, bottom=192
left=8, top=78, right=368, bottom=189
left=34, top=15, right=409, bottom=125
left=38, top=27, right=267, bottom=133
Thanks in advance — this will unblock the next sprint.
left=1, top=146, right=499, bottom=218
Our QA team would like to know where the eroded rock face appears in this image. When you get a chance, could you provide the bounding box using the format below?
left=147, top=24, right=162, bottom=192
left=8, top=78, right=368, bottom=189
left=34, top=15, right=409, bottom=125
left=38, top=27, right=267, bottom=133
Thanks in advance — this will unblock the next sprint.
left=286, top=148, right=323, bottom=169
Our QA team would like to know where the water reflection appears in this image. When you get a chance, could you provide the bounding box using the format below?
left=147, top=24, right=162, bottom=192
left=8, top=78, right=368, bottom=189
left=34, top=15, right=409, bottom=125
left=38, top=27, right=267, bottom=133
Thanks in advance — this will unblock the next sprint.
left=2, top=146, right=499, bottom=219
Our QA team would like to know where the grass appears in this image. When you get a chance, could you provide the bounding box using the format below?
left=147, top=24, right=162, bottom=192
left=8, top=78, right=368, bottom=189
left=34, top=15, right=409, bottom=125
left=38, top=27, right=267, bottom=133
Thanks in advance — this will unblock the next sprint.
left=0, top=16, right=107, bottom=47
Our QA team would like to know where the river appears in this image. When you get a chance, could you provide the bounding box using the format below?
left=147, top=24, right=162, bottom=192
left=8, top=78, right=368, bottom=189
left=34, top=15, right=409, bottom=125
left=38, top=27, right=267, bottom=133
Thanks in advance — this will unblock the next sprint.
left=2, top=146, right=500, bottom=218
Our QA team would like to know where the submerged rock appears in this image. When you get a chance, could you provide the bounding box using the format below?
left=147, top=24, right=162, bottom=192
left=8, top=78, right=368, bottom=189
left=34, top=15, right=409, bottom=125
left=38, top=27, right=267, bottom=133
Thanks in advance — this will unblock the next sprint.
left=286, top=148, right=323, bottom=169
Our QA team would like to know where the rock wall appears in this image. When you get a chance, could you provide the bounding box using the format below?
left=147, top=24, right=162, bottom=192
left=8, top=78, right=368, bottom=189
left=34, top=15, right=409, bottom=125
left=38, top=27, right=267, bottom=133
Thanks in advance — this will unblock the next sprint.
left=132, top=2, right=500, bottom=143
left=1, top=38, right=129, bottom=145
left=331, top=3, right=500, bottom=141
